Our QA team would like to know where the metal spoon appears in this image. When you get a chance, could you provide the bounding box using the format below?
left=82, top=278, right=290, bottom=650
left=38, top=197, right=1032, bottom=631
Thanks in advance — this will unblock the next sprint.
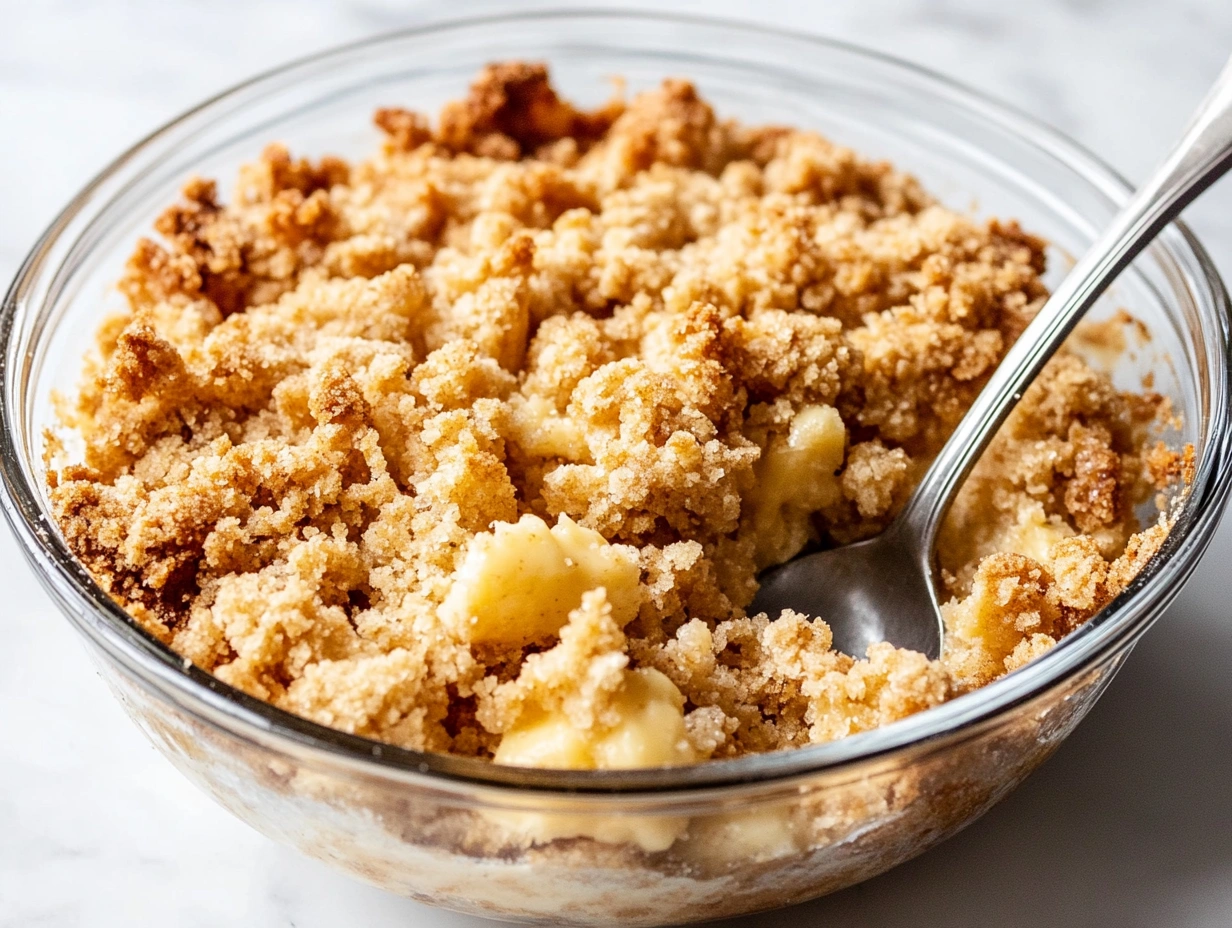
left=751, top=55, right=1232, bottom=660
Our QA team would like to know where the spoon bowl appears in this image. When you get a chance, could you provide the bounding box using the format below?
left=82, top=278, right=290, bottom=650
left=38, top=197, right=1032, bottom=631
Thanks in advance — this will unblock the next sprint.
left=753, top=521, right=943, bottom=658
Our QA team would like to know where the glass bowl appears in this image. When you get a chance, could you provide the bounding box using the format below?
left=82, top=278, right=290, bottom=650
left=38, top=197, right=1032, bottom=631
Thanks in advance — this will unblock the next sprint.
left=2, top=11, right=1230, bottom=926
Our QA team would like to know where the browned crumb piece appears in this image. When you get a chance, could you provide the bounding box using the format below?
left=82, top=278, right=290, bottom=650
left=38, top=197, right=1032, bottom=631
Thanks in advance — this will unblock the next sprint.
left=1145, top=440, right=1188, bottom=489
left=1064, top=423, right=1123, bottom=533
left=433, top=62, right=624, bottom=160
left=49, top=63, right=1182, bottom=765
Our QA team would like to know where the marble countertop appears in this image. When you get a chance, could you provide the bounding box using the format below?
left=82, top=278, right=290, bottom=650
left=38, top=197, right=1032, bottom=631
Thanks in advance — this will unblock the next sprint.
left=3, top=1, right=1231, bottom=925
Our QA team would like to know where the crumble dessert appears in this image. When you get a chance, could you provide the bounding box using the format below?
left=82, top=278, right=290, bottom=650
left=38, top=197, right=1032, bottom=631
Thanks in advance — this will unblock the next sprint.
left=48, top=63, right=1184, bottom=789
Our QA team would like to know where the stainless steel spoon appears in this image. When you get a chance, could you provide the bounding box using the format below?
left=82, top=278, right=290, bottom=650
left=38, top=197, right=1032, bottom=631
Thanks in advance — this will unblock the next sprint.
left=751, top=55, right=1232, bottom=660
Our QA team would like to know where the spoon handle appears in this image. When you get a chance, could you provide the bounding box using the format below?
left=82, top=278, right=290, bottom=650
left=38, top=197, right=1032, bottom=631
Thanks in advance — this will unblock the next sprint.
left=900, top=52, right=1232, bottom=549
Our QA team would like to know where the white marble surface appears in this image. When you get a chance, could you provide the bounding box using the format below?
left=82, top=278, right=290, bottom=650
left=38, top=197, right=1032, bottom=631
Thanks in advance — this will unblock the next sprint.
left=2, top=1, right=1231, bottom=925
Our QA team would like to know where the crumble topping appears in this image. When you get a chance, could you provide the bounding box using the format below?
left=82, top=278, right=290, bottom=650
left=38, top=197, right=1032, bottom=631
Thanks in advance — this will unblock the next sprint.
left=49, top=63, right=1182, bottom=783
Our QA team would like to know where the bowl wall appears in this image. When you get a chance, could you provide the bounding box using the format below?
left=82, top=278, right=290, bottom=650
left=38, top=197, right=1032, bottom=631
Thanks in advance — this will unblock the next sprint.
left=92, top=633, right=1125, bottom=925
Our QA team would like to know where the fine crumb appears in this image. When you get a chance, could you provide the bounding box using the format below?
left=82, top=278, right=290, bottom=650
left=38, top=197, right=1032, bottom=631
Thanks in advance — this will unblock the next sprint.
left=49, top=63, right=1184, bottom=766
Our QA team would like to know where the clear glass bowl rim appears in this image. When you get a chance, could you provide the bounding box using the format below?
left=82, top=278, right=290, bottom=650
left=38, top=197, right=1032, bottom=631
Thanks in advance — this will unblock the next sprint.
left=2, top=7, right=1230, bottom=798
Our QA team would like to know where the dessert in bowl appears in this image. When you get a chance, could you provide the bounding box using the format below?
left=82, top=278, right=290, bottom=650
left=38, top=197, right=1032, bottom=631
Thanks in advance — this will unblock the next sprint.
left=3, top=12, right=1229, bottom=925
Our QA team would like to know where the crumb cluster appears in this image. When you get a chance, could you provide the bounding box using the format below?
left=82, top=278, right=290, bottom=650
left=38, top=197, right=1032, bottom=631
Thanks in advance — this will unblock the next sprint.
left=49, top=63, right=1181, bottom=767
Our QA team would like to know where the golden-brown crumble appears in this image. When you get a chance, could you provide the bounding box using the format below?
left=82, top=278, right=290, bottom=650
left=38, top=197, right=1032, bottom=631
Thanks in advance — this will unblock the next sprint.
left=49, top=63, right=1181, bottom=771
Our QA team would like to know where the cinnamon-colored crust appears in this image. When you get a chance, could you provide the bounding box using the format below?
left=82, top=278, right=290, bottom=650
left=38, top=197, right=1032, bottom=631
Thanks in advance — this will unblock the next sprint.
left=48, top=64, right=1184, bottom=761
